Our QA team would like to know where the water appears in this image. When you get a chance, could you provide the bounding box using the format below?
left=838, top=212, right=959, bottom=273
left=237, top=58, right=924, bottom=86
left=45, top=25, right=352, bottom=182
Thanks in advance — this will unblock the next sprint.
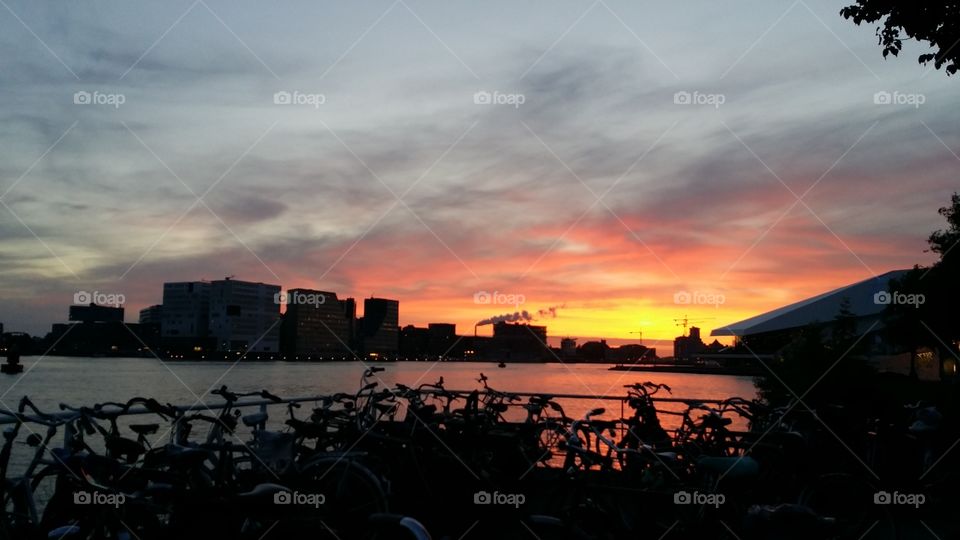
left=0, top=357, right=758, bottom=430
left=0, top=357, right=759, bottom=505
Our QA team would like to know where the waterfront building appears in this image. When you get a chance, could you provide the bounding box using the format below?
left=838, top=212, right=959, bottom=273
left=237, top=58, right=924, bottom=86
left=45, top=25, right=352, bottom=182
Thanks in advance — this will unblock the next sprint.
left=279, top=289, right=355, bottom=357
left=361, top=298, right=399, bottom=355
left=139, top=304, right=162, bottom=325
left=69, top=304, right=124, bottom=323
left=427, top=323, right=456, bottom=356
left=209, top=278, right=281, bottom=353
left=491, top=322, right=549, bottom=362
left=711, top=269, right=945, bottom=379
left=161, top=281, right=211, bottom=352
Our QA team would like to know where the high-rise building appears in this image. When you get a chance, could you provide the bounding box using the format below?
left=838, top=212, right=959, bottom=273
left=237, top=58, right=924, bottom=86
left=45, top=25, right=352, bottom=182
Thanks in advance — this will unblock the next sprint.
left=139, top=305, right=163, bottom=325
left=279, top=289, right=355, bottom=356
left=361, top=297, right=399, bottom=355
left=341, top=297, right=356, bottom=350
left=161, top=282, right=210, bottom=351
left=209, top=278, right=281, bottom=352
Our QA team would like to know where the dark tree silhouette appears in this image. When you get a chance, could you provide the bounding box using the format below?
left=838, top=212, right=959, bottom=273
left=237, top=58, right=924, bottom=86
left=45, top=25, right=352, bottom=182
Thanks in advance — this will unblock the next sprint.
left=884, top=192, right=960, bottom=377
left=755, top=298, right=874, bottom=407
left=840, top=1, right=960, bottom=75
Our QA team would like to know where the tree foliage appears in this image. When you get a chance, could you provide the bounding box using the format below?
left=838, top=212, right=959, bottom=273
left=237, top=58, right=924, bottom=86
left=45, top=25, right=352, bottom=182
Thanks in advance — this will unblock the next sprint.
left=840, top=1, right=960, bottom=75
left=756, top=298, right=874, bottom=407
left=884, top=192, right=960, bottom=376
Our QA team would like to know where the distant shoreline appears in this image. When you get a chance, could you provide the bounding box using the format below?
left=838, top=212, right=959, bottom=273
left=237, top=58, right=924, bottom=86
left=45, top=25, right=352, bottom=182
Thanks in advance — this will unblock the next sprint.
left=609, top=364, right=763, bottom=376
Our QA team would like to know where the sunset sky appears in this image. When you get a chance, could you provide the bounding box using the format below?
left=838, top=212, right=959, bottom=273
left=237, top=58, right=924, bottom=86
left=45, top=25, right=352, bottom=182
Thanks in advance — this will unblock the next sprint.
left=0, top=0, right=956, bottom=348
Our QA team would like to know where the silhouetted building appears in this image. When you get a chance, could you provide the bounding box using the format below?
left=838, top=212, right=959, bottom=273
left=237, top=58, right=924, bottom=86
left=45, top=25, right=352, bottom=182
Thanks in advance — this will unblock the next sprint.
left=139, top=305, right=163, bottom=325
left=342, top=297, right=357, bottom=350
left=561, top=337, right=577, bottom=359
left=399, top=325, right=430, bottom=357
left=361, top=298, right=399, bottom=355
left=712, top=270, right=909, bottom=353
left=209, top=278, right=281, bottom=353
left=461, top=335, right=492, bottom=360
left=69, top=304, right=124, bottom=323
left=1, top=329, right=37, bottom=356
left=579, top=340, right=609, bottom=362
left=46, top=321, right=155, bottom=356
left=674, top=326, right=706, bottom=360
left=428, top=323, right=456, bottom=356
left=491, top=322, right=548, bottom=362
left=609, top=344, right=656, bottom=363
left=279, top=289, right=355, bottom=357
left=711, top=269, right=939, bottom=378
left=161, top=281, right=211, bottom=351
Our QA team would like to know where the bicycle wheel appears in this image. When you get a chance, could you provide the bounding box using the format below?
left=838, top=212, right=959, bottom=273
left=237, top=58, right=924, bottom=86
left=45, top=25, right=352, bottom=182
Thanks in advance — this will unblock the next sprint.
left=295, top=457, right=389, bottom=536
left=798, top=473, right=898, bottom=540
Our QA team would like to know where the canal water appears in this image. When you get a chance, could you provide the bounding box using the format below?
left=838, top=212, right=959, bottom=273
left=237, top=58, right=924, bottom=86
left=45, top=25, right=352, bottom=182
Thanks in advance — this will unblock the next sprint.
left=0, top=357, right=758, bottom=430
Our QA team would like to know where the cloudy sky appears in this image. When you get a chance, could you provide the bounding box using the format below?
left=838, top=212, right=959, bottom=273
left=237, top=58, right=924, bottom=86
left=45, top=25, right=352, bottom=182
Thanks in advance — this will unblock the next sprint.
left=0, top=0, right=956, bottom=348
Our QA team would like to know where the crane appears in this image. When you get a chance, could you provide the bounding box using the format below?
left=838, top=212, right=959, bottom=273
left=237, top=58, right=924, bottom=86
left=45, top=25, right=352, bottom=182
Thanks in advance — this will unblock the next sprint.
left=628, top=330, right=642, bottom=344
left=673, top=315, right=715, bottom=337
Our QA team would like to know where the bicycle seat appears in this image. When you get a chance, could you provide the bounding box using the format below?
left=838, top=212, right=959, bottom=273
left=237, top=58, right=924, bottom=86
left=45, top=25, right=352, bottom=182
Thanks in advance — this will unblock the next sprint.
left=697, top=455, right=759, bottom=480
left=106, top=436, right=146, bottom=460
left=374, top=402, right=397, bottom=414
left=286, top=418, right=327, bottom=439
left=50, top=447, right=73, bottom=462
left=130, top=423, right=159, bottom=436
left=237, top=482, right=287, bottom=500
left=488, top=403, right=509, bottom=413
left=242, top=412, right=269, bottom=427
left=591, top=419, right=619, bottom=430
left=410, top=404, right=437, bottom=418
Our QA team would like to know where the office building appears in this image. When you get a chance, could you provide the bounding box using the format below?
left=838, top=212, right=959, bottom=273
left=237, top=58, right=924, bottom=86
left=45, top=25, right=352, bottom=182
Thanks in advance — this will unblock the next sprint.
left=361, top=298, right=399, bottom=355
left=209, top=278, right=281, bottom=353
left=279, top=289, right=355, bottom=356
left=491, top=322, right=548, bottom=362
left=139, top=305, right=163, bottom=325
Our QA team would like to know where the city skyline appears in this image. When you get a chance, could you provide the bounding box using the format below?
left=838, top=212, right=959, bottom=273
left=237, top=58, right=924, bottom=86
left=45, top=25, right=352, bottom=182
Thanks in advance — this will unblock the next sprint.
left=0, top=1, right=956, bottom=345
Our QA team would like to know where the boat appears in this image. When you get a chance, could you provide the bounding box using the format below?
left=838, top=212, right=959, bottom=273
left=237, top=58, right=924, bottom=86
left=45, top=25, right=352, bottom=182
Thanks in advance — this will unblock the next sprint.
left=498, top=362, right=506, bottom=368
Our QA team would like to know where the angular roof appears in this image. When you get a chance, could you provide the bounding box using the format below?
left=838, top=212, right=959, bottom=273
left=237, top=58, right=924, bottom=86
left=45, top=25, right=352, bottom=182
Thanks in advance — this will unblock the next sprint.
left=711, top=269, right=909, bottom=337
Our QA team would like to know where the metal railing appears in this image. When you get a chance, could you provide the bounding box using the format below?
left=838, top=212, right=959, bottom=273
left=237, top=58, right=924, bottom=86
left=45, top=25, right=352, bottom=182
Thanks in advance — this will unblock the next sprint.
left=0, top=390, right=729, bottom=426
